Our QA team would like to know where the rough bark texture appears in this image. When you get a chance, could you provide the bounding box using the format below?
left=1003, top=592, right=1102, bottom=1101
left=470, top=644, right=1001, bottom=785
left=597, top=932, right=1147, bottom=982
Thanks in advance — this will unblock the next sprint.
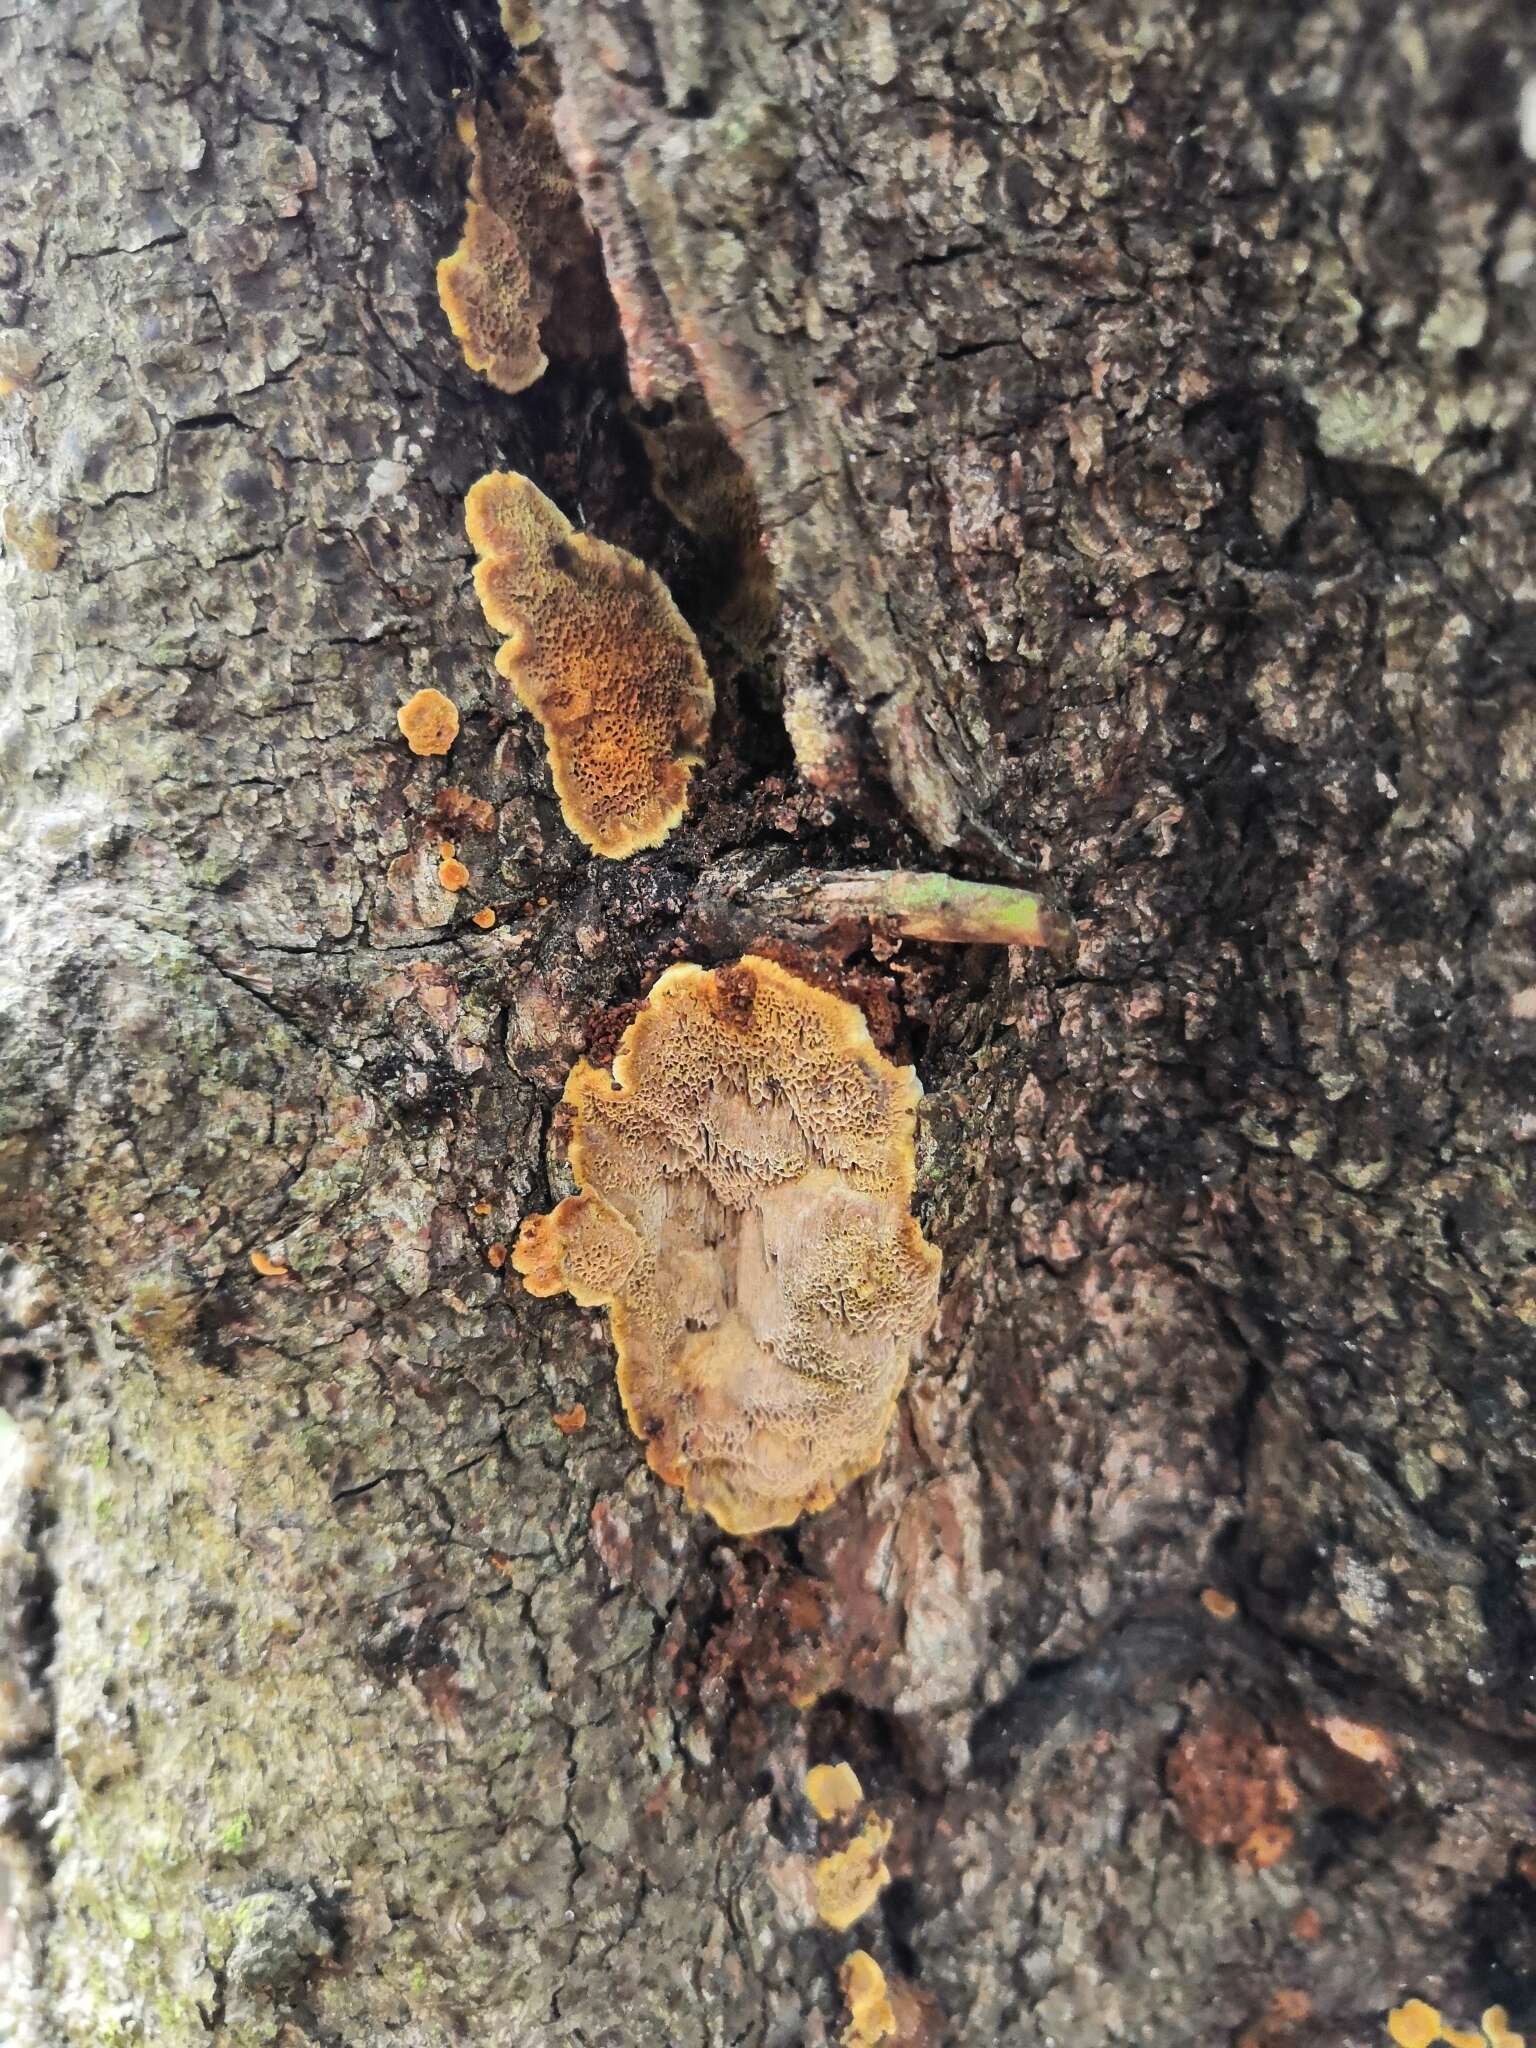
left=3, top=1, right=1535, bottom=2044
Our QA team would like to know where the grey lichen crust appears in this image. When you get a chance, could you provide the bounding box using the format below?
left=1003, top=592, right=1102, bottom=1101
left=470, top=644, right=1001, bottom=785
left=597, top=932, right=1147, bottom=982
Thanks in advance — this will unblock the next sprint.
left=1, top=0, right=1535, bottom=2044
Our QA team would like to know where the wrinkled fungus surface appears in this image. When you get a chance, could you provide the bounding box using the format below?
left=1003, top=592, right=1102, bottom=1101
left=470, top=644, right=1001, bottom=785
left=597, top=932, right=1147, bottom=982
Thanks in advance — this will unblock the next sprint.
left=467, top=472, right=714, bottom=859
left=512, top=956, right=941, bottom=1532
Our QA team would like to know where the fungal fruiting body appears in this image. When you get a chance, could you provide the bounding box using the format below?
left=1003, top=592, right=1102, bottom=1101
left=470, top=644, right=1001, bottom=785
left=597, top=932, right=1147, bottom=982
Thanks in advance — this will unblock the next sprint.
left=397, top=688, right=460, bottom=757
left=840, top=1952, right=896, bottom=2047
left=436, top=69, right=607, bottom=394
left=814, top=1817, right=894, bottom=1932
left=806, top=1763, right=865, bottom=1821
left=511, top=957, right=941, bottom=1534
left=466, top=472, right=714, bottom=859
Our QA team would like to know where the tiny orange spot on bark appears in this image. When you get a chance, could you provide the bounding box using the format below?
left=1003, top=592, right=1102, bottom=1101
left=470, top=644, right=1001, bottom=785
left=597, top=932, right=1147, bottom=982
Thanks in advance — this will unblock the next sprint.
left=805, top=1762, right=864, bottom=1821
left=434, top=786, right=497, bottom=832
left=1239, top=1822, right=1294, bottom=1869
left=249, top=1249, right=288, bottom=1278
left=1201, top=1587, right=1238, bottom=1621
left=553, top=1403, right=587, bottom=1434
left=438, top=838, right=457, bottom=859
left=486, top=1242, right=507, bottom=1269
left=472, top=906, right=497, bottom=929
left=438, top=857, right=471, bottom=892
left=1318, top=1715, right=1397, bottom=1772
left=473, top=1199, right=493, bottom=1216
left=397, top=688, right=460, bottom=756
left=1291, top=1905, right=1322, bottom=1942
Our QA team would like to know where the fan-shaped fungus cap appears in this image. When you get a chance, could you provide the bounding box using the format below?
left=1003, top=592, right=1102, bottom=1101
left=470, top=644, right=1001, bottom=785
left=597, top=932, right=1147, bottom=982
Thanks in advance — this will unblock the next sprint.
left=840, top=1951, right=896, bottom=2047
left=511, top=956, right=941, bottom=1532
left=466, top=472, right=714, bottom=859
left=815, top=1817, right=894, bottom=1932
left=806, top=1763, right=865, bottom=1821
left=397, top=688, right=460, bottom=757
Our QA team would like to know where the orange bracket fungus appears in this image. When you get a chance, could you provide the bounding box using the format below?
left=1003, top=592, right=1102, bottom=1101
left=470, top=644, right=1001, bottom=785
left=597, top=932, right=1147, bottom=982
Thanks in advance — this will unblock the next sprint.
left=397, top=688, right=460, bottom=757
left=436, top=67, right=603, bottom=394
left=466, top=471, right=714, bottom=860
left=511, top=956, right=941, bottom=1534
left=815, top=1816, right=894, bottom=1932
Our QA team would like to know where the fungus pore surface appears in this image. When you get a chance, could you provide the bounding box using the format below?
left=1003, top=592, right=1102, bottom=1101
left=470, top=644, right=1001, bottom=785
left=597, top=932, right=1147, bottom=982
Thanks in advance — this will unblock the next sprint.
left=467, top=472, right=714, bottom=858
left=512, top=957, right=941, bottom=1533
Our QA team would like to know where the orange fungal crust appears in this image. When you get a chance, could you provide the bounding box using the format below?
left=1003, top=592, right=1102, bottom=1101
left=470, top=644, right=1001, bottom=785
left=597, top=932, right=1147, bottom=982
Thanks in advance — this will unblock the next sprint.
left=397, top=688, right=460, bottom=757
left=815, top=1816, right=893, bottom=1932
left=806, top=1762, right=864, bottom=1821
left=510, top=956, right=941, bottom=1534
left=466, top=471, right=714, bottom=859
left=436, top=72, right=600, bottom=395
left=839, top=1951, right=897, bottom=2047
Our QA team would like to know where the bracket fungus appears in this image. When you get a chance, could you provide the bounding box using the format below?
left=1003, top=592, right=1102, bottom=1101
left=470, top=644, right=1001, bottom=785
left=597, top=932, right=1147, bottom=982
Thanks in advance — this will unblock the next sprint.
left=466, top=471, right=714, bottom=859
left=436, top=67, right=605, bottom=394
left=511, top=956, right=941, bottom=1533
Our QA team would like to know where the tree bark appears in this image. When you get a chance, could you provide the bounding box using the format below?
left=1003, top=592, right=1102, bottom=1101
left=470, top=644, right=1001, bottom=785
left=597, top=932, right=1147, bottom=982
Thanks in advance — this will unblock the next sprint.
left=3, top=1, right=1535, bottom=2044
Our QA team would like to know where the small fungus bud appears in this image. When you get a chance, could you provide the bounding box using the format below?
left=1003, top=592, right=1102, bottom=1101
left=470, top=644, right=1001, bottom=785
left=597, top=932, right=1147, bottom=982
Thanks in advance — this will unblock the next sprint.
left=1201, top=1587, right=1238, bottom=1621
left=511, top=957, right=941, bottom=1534
left=466, top=472, right=714, bottom=860
left=805, top=1763, right=864, bottom=1822
left=471, top=907, right=497, bottom=930
left=1317, top=1715, right=1396, bottom=1772
left=249, top=1250, right=288, bottom=1278
left=398, top=688, right=460, bottom=757
left=1238, top=1822, right=1293, bottom=1870
left=552, top=1404, right=587, bottom=1435
left=486, top=1243, right=507, bottom=1270
left=1388, top=2004, right=1445, bottom=2048
left=814, top=1817, right=893, bottom=1932
left=1483, top=2010, right=1525, bottom=2048
left=839, top=1951, right=896, bottom=2047
left=437, top=857, right=470, bottom=893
